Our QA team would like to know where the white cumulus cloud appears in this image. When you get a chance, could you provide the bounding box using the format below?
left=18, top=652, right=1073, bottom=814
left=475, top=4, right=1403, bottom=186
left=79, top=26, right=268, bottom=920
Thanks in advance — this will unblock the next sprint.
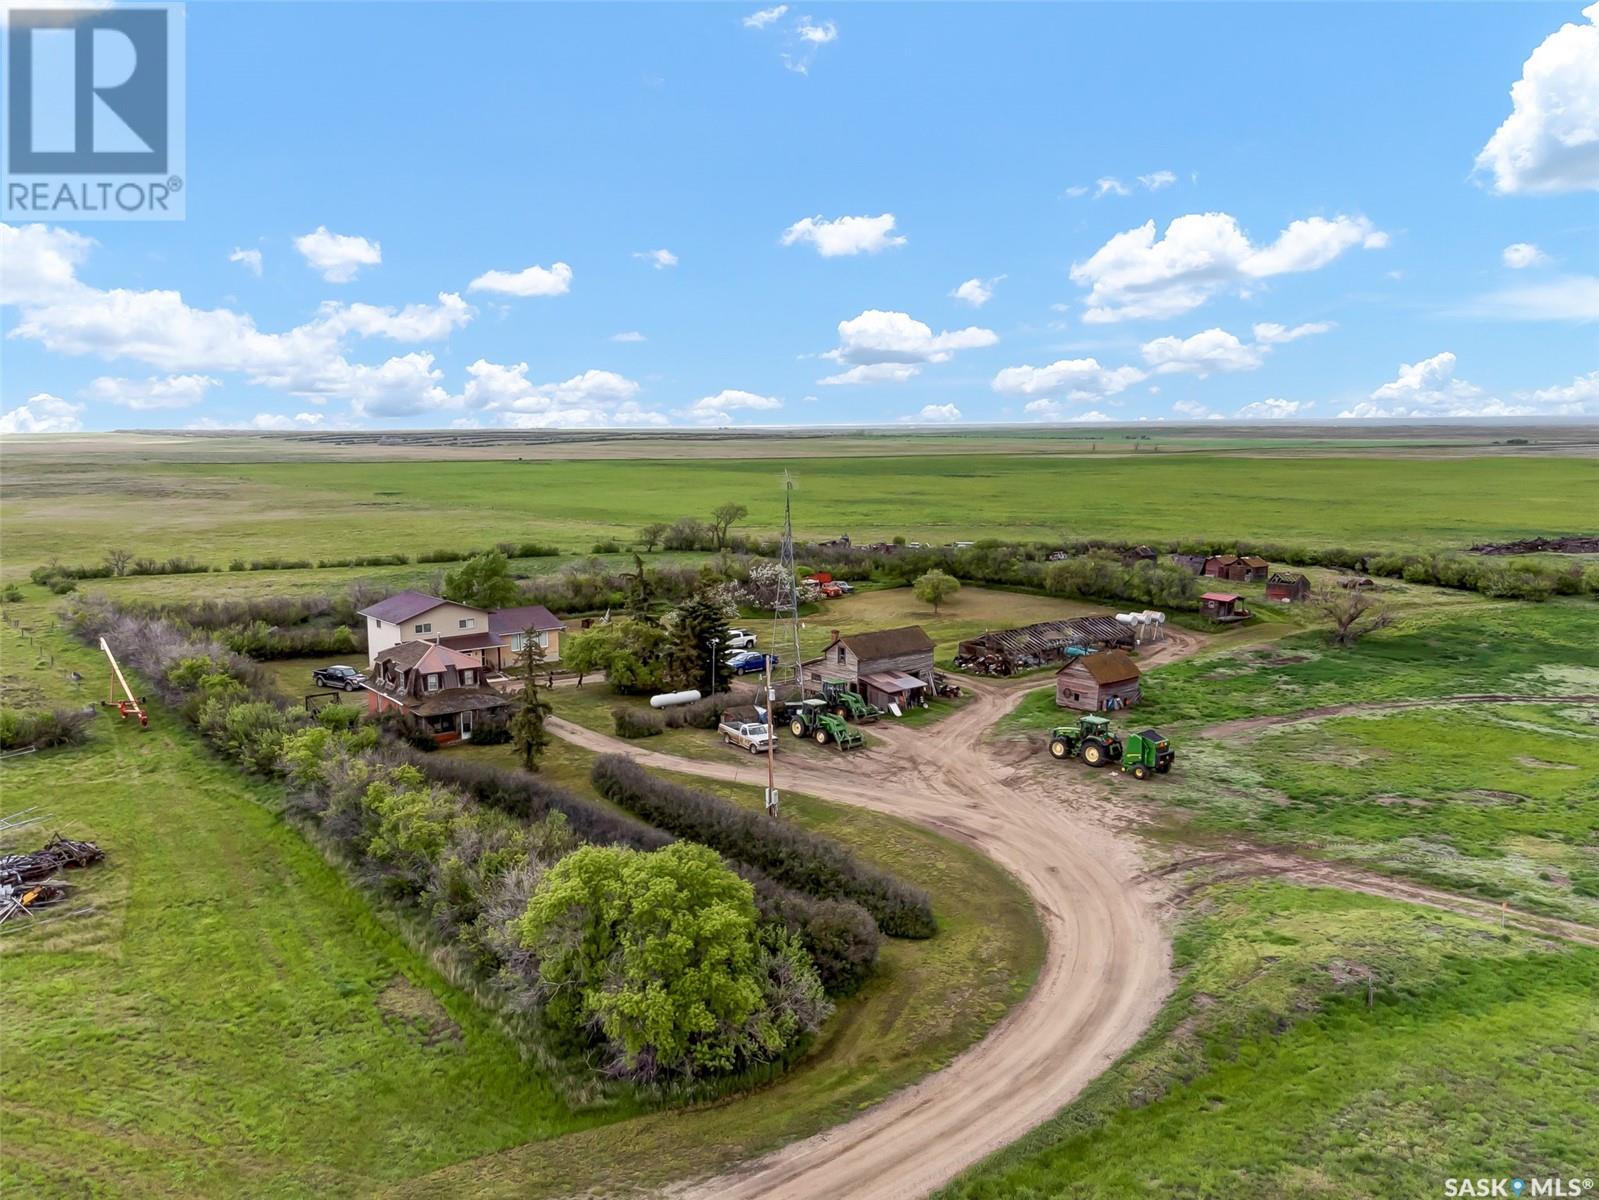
left=467, top=261, right=573, bottom=297
left=1070, top=212, right=1386, bottom=322
left=951, top=276, right=1002, bottom=307
left=781, top=213, right=905, bottom=257
left=820, top=309, right=996, bottom=385
left=293, top=226, right=381, bottom=283
left=635, top=248, right=678, bottom=269
left=229, top=247, right=262, bottom=277
left=0, top=392, right=84, bottom=433
left=314, top=292, right=474, bottom=341
left=1475, top=3, right=1599, bottom=194
left=743, top=4, right=788, bottom=28
left=992, top=357, right=1146, bottom=401
left=1235, top=397, right=1310, bottom=420
left=1141, top=328, right=1264, bottom=376
left=460, top=361, right=666, bottom=428
left=907, top=403, right=961, bottom=424
left=683, top=389, right=783, bottom=424
left=82, top=373, right=217, bottom=410
left=1502, top=242, right=1548, bottom=269
left=1171, top=399, right=1222, bottom=420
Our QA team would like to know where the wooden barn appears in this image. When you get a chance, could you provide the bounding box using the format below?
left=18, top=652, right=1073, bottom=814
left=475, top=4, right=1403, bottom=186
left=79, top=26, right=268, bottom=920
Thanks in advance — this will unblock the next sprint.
left=1170, top=553, right=1208, bottom=575
left=1222, top=555, right=1270, bottom=583
left=1266, top=572, right=1312, bottom=603
left=1201, top=592, right=1251, bottom=622
left=803, top=626, right=936, bottom=711
left=1202, top=554, right=1239, bottom=577
left=1121, top=545, right=1159, bottom=566
left=1055, top=650, right=1142, bottom=712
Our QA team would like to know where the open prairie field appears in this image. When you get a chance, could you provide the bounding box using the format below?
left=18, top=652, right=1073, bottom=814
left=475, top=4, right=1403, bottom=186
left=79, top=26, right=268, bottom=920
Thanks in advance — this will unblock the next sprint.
left=4, top=433, right=1597, bottom=577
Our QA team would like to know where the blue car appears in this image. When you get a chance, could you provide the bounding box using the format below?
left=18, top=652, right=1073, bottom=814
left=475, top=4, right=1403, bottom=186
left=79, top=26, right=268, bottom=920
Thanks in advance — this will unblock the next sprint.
left=726, top=650, right=778, bottom=675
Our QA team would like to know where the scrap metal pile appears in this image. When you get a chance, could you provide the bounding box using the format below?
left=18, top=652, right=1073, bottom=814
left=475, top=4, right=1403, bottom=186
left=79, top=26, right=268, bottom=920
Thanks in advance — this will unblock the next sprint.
left=953, top=616, right=1132, bottom=676
left=0, top=824, right=104, bottom=929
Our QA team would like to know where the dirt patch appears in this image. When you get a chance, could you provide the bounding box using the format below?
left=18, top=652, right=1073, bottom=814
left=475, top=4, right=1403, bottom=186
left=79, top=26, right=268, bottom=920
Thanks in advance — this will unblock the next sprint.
left=1470, top=536, right=1599, bottom=556
left=1373, top=794, right=1429, bottom=808
left=1266, top=654, right=1312, bottom=666
left=1462, top=789, right=1529, bottom=805
left=1515, top=756, right=1577, bottom=770
left=377, top=975, right=462, bottom=1047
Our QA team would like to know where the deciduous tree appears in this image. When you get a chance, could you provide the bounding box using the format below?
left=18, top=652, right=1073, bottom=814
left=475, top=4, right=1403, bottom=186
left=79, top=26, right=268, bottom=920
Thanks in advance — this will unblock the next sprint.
left=912, top=568, right=961, bottom=615
left=442, top=550, right=522, bottom=610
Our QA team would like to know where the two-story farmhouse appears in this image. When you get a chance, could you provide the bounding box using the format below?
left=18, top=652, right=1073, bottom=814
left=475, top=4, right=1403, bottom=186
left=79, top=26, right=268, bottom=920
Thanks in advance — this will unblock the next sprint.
left=802, top=626, right=936, bottom=711
left=365, top=640, right=511, bottom=743
left=358, top=591, right=565, bottom=672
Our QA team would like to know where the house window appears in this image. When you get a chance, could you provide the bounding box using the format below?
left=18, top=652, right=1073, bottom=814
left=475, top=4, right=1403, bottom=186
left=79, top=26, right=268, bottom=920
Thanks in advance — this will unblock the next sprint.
left=424, top=673, right=442, bottom=693
left=460, top=669, right=477, bottom=687
left=459, top=618, right=475, bottom=629
left=836, top=646, right=846, bottom=664
left=415, top=622, right=432, bottom=634
left=510, top=633, right=525, bottom=652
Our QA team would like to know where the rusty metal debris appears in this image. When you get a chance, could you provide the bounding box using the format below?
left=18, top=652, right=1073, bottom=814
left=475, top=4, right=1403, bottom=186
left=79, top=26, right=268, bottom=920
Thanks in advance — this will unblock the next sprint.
left=0, top=834, right=104, bottom=928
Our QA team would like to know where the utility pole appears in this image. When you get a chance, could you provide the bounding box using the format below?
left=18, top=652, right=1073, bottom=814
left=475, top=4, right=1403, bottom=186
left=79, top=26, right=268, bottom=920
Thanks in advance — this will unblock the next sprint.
left=772, top=470, right=805, bottom=695
left=763, top=654, right=779, bottom=818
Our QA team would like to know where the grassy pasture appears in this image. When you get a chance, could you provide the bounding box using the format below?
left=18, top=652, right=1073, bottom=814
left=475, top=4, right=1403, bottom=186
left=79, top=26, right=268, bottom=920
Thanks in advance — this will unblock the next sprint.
left=0, top=607, right=1041, bottom=1197
left=940, top=882, right=1599, bottom=1200
left=4, top=451, right=1596, bottom=577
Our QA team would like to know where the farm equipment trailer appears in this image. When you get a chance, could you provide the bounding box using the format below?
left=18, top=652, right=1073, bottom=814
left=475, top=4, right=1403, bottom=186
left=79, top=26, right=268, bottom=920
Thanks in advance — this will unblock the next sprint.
left=1048, top=715, right=1174, bottom=779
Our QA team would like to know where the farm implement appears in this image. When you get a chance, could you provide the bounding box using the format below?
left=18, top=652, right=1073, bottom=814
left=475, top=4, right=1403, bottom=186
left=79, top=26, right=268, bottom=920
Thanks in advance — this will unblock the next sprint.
left=1048, top=715, right=1174, bottom=779
left=820, top=682, right=884, bottom=723
left=782, top=699, right=866, bottom=751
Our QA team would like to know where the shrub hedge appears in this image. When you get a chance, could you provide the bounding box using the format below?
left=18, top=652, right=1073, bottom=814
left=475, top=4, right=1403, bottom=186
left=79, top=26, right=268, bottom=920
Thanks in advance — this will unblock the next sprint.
left=592, top=754, right=936, bottom=938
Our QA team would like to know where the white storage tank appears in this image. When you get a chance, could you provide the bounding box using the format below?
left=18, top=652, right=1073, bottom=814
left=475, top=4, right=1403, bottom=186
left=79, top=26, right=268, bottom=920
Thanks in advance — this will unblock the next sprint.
left=650, top=689, right=703, bottom=708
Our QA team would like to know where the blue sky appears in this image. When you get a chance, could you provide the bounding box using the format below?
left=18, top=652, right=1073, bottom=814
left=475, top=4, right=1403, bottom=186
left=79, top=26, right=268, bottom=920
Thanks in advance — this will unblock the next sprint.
left=2, top=1, right=1596, bottom=432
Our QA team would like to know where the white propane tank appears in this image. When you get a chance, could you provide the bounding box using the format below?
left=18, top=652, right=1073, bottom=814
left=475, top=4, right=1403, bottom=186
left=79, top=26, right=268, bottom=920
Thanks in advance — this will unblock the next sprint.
left=650, top=689, right=703, bottom=708
left=1115, top=613, right=1134, bottom=624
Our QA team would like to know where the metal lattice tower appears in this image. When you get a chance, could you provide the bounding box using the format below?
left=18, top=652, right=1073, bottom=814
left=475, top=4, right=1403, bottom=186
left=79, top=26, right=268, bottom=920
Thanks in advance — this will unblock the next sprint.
left=772, top=471, right=806, bottom=694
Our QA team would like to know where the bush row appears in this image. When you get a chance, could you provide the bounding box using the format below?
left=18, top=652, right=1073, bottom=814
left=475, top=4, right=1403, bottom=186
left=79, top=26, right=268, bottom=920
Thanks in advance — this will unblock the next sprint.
left=414, top=750, right=879, bottom=993
left=0, top=706, right=92, bottom=752
left=592, top=754, right=936, bottom=939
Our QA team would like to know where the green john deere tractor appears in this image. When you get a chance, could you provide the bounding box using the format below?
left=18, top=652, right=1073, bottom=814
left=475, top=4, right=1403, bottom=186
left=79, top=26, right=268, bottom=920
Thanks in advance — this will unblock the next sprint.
left=1048, top=714, right=1123, bottom=767
left=783, top=699, right=866, bottom=751
left=1048, top=716, right=1175, bottom=779
left=821, top=681, right=884, bottom=723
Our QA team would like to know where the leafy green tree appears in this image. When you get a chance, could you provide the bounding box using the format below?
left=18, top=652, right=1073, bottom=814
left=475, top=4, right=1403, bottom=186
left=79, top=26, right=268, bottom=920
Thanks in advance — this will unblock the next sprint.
left=509, top=630, right=554, bottom=771
left=442, top=550, right=521, bottom=610
left=518, top=842, right=782, bottom=1076
left=670, top=590, right=733, bottom=693
left=561, top=618, right=674, bottom=694
left=912, top=568, right=961, bottom=615
left=638, top=522, right=669, bottom=552
left=709, top=502, right=749, bottom=551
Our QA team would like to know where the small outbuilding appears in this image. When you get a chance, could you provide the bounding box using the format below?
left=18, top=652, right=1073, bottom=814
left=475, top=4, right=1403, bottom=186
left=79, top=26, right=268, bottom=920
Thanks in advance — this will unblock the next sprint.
left=1265, top=572, right=1312, bottom=603
left=1202, top=554, right=1239, bottom=577
left=1055, top=650, right=1142, bottom=712
left=1170, top=553, right=1208, bottom=575
left=1200, top=592, right=1251, bottom=622
left=1222, top=555, right=1270, bottom=583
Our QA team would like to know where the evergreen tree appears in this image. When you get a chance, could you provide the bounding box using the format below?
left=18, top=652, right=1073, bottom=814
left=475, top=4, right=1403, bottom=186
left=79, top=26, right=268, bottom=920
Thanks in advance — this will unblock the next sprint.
left=670, top=590, right=733, bottom=694
left=509, top=629, right=554, bottom=771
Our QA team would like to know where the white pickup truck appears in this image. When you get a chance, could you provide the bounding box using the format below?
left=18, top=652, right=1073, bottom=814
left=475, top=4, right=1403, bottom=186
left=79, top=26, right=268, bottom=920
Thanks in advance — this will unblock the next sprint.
left=724, top=628, right=758, bottom=650
left=719, top=719, right=775, bottom=754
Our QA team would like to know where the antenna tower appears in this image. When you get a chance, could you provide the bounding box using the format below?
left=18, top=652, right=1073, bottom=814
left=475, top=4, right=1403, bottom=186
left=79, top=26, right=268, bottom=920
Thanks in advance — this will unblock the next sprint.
left=772, top=471, right=805, bottom=694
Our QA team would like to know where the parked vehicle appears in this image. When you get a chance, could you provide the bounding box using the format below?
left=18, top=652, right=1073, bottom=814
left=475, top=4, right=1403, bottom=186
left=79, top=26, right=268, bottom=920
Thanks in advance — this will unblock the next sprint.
left=312, top=664, right=367, bottom=691
left=781, top=699, right=865, bottom=751
left=724, top=628, right=758, bottom=650
left=726, top=650, right=778, bottom=675
left=819, top=681, right=882, bottom=722
left=1047, top=715, right=1174, bottom=779
left=719, top=720, right=775, bottom=754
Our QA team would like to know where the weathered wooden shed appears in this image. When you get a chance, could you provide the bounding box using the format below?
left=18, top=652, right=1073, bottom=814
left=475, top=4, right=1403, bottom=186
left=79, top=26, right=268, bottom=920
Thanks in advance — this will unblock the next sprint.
left=1121, top=545, right=1159, bottom=566
left=1203, top=554, right=1239, bottom=577
left=1200, top=592, right=1251, bottom=622
left=1265, top=572, right=1312, bottom=603
left=1055, top=650, right=1142, bottom=712
left=1222, top=555, right=1270, bottom=583
left=1170, top=553, right=1208, bottom=574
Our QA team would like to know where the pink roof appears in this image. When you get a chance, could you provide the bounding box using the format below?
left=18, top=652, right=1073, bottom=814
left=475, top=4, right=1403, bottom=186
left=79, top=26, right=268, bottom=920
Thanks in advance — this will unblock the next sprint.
left=1202, top=592, right=1241, bottom=602
left=488, top=604, right=564, bottom=635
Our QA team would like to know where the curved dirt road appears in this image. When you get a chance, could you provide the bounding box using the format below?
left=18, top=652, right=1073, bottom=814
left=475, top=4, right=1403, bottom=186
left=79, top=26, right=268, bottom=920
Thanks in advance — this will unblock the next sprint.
left=550, top=655, right=1183, bottom=1200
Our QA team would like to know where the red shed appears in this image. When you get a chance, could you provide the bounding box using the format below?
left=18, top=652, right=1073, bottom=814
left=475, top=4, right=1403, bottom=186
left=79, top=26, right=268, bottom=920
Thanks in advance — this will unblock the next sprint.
left=1265, top=572, right=1311, bottom=603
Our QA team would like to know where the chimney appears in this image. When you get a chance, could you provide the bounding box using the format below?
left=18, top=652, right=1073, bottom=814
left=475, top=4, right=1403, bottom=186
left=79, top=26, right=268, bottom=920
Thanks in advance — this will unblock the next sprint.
left=829, top=629, right=841, bottom=644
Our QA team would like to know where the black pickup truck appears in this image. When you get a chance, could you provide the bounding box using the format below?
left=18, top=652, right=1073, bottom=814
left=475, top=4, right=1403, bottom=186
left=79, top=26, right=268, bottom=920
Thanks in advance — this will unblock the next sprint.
left=312, top=664, right=367, bottom=691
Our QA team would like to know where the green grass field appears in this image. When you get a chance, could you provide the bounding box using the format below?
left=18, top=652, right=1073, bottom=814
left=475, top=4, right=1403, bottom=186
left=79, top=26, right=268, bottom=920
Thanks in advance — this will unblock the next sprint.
left=5, top=448, right=1596, bottom=576
left=0, top=608, right=1041, bottom=1197
left=940, top=882, right=1599, bottom=1200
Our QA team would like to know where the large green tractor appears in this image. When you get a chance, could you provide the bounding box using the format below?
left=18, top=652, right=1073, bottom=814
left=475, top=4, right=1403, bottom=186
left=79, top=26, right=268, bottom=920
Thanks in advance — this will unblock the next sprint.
left=783, top=699, right=866, bottom=751
left=1048, top=714, right=1123, bottom=767
left=1048, top=716, right=1175, bottom=779
left=821, top=682, right=884, bottom=723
